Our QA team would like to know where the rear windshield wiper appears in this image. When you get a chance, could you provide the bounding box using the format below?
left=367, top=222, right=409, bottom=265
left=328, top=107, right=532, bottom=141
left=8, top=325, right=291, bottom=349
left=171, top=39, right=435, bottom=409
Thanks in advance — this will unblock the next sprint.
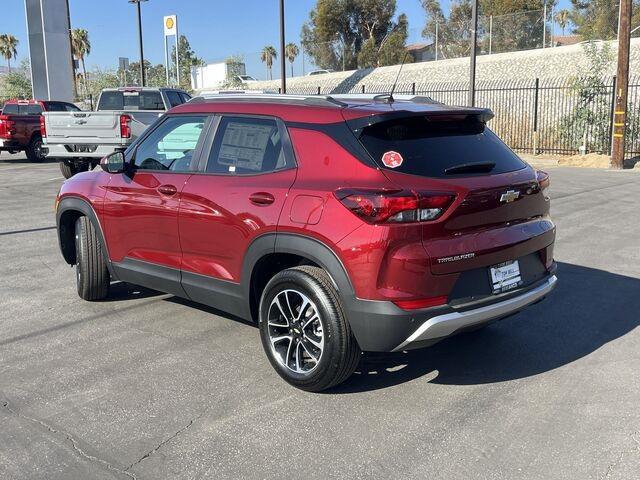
left=444, top=161, right=496, bottom=175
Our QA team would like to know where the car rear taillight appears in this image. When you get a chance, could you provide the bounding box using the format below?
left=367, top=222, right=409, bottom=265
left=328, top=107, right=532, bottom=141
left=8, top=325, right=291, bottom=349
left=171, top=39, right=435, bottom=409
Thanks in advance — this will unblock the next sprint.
left=394, top=296, right=448, bottom=310
left=536, top=170, right=550, bottom=191
left=0, top=115, right=15, bottom=139
left=119, top=114, right=131, bottom=138
left=39, top=115, right=46, bottom=138
left=334, top=189, right=455, bottom=224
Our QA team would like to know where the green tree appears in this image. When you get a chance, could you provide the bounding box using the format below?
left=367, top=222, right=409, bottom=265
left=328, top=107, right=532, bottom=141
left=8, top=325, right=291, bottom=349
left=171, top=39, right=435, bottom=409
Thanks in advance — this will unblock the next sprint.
left=222, top=55, right=246, bottom=88
left=556, top=42, right=634, bottom=153
left=555, top=9, right=571, bottom=35
left=422, top=0, right=552, bottom=57
left=84, top=67, right=120, bottom=103
left=124, top=61, right=166, bottom=88
left=301, top=0, right=407, bottom=71
left=0, top=34, right=19, bottom=72
left=285, top=42, right=299, bottom=77
left=570, top=0, right=640, bottom=40
left=358, top=13, right=412, bottom=68
left=260, top=45, right=277, bottom=80
left=0, top=59, right=31, bottom=102
left=171, top=35, right=205, bottom=92
left=71, top=29, right=91, bottom=95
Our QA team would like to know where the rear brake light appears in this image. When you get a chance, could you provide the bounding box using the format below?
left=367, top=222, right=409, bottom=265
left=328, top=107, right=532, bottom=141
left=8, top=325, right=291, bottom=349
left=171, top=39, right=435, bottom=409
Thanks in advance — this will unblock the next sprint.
left=334, top=189, right=455, bottom=224
left=394, top=296, right=448, bottom=310
left=40, top=115, right=46, bottom=138
left=0, top=115, right=15, bottom=138
left=119, top=114, right=131, bottom=138
left=536, top=170, right=550, bottom=191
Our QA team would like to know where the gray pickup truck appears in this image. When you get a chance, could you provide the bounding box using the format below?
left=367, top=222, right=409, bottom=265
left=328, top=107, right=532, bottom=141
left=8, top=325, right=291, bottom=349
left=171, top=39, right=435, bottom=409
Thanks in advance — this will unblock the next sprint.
left=42, top=87, right=191, bottom=178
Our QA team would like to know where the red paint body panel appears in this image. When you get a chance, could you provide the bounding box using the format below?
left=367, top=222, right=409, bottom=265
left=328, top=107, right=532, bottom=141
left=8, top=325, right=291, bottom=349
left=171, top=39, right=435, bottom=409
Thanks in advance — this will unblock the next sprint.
left=102, top=171, right=191, bottom=269
left=178, top=169, right=296, bottom=281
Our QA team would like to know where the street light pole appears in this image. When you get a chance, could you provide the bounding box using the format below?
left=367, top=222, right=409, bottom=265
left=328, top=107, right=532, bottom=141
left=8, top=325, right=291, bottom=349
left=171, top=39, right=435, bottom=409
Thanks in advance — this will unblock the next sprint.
left=279, top=0, right=286, bottom=94
left=468, top=0, right=479, bottom=106
left=129, top=0, right=148, bottom=87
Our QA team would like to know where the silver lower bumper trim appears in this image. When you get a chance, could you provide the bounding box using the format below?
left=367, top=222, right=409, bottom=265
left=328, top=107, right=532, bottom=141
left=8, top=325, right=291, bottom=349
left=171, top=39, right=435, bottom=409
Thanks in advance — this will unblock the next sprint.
left=392, top=275, right=558, bottom=352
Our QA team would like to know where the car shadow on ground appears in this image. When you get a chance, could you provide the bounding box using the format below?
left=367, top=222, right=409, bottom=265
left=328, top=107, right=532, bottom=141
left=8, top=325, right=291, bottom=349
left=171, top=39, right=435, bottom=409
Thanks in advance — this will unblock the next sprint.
left=329, top=262, right=640, bottom=394
left=102, top=281, right=165, bottom=302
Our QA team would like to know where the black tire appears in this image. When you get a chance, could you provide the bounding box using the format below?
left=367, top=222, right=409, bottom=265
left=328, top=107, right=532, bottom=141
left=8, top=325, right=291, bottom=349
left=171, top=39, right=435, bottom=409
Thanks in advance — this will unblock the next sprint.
left=259, top=266, right=361, bottom=392
left=25, top=136, right=45, bottom=163
left=59, top=161, right=86, bottom=179
left=74, top=216, right=110, bottom=301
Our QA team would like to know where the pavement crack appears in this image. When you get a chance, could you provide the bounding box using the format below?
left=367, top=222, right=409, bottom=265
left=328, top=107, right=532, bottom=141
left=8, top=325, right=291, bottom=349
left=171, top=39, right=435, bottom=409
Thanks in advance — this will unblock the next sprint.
left=1, top=400, right=136, bottom=480
left=601, top=431, right=640, bottom=479
left=126, top=417, right=198, bottom=472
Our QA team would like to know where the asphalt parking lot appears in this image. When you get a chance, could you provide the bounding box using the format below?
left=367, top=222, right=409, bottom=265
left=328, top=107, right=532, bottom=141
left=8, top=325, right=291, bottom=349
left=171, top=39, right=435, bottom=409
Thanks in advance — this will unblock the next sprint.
left=1, top=153, right=639, bottom=480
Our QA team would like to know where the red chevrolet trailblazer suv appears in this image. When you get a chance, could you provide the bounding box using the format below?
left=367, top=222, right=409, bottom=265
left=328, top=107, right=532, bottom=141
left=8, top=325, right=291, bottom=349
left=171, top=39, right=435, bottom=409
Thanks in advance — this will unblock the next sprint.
left=56, top=94, right=557, bottom=391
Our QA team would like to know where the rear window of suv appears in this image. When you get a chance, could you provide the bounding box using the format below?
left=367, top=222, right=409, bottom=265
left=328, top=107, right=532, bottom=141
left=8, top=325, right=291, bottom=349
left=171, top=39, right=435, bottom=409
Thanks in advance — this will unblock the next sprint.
left=358, top=114, right=526, bottom=178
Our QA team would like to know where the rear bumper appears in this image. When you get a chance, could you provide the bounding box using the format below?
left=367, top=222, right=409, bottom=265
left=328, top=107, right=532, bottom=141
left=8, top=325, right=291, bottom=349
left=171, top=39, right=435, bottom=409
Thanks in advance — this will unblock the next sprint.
left=0, top=139, right=24, bottom=150
left=344, top=270, right=557, bottom=352
left=43, top=143, right=125, bottom=159
left=391, top=274, right=557, bottom=351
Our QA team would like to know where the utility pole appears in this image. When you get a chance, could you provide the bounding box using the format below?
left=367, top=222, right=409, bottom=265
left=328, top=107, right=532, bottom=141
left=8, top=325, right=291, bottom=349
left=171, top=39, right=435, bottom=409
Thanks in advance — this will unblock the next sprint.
left=129, top=0, right=148, bottom=87
left=468, top=0, right=479, bottom=106
left=611, top=0, right=632, bottom=169
left=279, top=0, right=286, bottom=94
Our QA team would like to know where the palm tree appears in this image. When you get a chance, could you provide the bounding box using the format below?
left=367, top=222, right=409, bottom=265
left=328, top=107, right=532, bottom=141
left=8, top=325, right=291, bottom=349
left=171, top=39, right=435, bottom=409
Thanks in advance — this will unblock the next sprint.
left=71, top=29, right=91, bottom=95
left=260, top=45, right=277, bottom=80
left=0, top=34, right=19, bottom=72
left=285, top=42, right=299, bottom=77
left=555, top=9, right=571, bottom=36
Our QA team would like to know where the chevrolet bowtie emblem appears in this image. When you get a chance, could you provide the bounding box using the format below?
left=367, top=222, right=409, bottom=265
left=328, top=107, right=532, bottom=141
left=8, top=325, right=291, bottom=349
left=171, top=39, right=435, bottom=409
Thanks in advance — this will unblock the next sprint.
left=500, top=190, right=520, bottom=203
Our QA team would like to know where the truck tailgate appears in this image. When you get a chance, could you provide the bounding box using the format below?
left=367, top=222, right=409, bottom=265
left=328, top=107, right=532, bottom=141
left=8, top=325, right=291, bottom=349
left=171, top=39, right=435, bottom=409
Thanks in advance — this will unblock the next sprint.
left=44, top=111, right=121, bottom=142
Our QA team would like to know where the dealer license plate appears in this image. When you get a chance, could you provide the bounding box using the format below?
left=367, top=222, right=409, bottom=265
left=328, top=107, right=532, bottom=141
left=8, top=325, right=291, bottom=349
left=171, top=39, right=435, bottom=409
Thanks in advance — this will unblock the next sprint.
left=489, top=260, right=522, bottom=294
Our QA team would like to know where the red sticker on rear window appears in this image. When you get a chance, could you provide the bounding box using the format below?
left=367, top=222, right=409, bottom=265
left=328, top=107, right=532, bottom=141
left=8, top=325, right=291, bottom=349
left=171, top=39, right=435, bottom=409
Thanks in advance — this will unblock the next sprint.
left=382, top=151, right=403, bottom=168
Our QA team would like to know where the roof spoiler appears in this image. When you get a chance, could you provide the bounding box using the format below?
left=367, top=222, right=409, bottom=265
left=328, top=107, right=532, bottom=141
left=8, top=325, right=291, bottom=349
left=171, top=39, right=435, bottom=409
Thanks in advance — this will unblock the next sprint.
left=346, top=107, right=495, bottom=134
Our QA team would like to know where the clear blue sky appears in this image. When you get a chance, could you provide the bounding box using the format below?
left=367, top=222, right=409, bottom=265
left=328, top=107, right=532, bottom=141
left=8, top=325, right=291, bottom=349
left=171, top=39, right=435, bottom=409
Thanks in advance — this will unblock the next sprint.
left=1, top=0, right=572, bottom=80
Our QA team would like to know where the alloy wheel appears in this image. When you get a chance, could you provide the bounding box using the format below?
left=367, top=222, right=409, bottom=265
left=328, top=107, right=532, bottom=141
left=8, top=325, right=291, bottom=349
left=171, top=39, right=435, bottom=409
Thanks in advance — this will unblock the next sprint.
left=266, top=289, right=324, bottom=374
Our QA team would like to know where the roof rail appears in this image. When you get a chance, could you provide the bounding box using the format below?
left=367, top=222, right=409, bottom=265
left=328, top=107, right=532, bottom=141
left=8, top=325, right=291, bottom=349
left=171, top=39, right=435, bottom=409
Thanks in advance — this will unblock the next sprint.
left=189, top=93, right=348, bottom=108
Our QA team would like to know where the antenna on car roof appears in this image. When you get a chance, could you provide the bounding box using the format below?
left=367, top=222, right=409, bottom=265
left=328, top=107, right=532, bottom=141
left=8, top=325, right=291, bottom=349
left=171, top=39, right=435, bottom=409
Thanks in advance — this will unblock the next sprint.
left=373, top=51, right=410, bottom=104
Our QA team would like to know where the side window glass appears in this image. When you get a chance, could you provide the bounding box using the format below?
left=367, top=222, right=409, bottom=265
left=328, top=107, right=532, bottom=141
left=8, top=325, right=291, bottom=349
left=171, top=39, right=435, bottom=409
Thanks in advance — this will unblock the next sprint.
left=206, top=117, right=288, bottom=174
left=47, top=103, right=65, bottom=112
left=179, top=92, right=192, bottom=103
left=133, top=116, right=206, bottom=172
left=166, top=91, right=183, bottom=108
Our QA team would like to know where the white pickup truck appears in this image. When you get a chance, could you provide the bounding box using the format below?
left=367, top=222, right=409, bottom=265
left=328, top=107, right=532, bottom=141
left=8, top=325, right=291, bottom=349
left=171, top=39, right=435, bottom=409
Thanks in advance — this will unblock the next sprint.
left=43, top=87, right=191, bottom=178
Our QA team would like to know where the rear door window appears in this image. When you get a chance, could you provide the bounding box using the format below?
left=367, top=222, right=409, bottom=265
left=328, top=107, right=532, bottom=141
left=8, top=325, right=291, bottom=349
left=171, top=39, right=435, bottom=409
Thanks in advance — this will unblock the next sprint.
left=358, top=115, right=526, bottom=178
left=205, top=116, right=289, bottom=174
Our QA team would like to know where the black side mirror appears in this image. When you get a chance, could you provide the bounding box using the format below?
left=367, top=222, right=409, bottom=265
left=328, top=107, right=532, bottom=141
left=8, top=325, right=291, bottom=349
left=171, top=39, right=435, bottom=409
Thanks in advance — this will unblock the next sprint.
left=100, top=151, right=125, bottom=174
